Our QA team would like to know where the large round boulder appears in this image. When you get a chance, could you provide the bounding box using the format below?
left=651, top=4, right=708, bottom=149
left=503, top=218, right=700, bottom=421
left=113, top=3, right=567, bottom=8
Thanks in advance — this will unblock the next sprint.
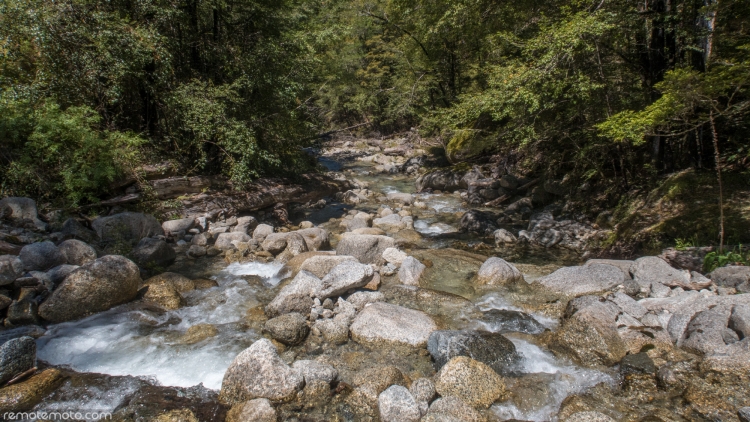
left=435, top=356, right=506, bottom=408
left=130, top=238, right=176, bottom=269
left=19, top=241, right=66, bottom=272
left=91, top=212, right=163, bottom=247
left=38, top=255, right=142, bottom=322
left=219, top=338, right=304, bottom=405
left=476, top=257, right=523, bottom=285
left=58, top=239, right=97, bottom=266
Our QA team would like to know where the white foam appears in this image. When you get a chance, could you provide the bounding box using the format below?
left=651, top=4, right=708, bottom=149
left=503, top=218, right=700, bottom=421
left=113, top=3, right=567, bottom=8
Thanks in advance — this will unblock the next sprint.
left=414, top=220, right=457, bottom=235
left=36, top=262, right=285, bottom=390
left=474, top=292, right=559, bottom=329
left=492, top=339, right=614, bottom=421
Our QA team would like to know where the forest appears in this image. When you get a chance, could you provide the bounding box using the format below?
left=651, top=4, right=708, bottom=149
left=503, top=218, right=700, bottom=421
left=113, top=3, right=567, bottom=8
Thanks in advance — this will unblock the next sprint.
left=1, top=0, right=748, bottom=219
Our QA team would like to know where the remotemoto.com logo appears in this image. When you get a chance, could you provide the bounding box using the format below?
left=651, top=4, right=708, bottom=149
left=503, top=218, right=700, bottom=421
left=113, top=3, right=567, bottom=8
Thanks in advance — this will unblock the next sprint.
left=3, top=411, right=113, bottom=420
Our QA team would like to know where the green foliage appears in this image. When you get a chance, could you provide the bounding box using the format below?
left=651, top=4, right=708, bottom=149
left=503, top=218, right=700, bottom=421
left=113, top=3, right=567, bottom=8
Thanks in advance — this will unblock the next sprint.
left=704, top=248, right=748, bottom=273
left=1, top=98, right=144, bottom=204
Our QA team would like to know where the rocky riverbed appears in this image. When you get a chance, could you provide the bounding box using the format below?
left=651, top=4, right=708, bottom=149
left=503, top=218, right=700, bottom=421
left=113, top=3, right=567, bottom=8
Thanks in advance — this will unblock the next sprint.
left=0, top=137, right=749, bottom=421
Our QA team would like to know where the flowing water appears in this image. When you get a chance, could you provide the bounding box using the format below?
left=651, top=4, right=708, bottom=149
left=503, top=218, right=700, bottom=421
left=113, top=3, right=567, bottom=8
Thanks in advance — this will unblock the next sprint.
left=30, top=153, right=614, bottom=421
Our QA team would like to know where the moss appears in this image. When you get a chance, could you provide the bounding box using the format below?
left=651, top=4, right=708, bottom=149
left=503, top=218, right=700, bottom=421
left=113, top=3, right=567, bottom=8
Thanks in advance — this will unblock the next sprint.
left=445, top=130, right=496, bottom=164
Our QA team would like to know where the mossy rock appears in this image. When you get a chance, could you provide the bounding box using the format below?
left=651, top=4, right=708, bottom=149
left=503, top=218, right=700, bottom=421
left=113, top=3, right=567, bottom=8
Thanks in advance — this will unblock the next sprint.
left=445, top=130, right=496, bottom=164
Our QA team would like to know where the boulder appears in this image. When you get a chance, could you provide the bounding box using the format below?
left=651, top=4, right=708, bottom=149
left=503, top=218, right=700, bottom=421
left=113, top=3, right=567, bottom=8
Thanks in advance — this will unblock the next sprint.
left=434, top=356, right=506, bottom=408
left=19, top=241, right=66, bottom=272
left=162, top=218, right=194, bottom=235
left=318, top=261, right=374, bottom=299
left=378, top=385, right=421, bottom=422
left=298, top=255, right=357, bottom=278
left=336, top=234, right=395, bottom=264
left=494, top=229, right=517, bottom=245
left=296, top=228, right=330, bottom=251
left=607, top=292, right=647, bottom=319
left=681, top=303, right=733, bottom=354
left=536, top=264, right=623, bottom=297
left=60, top=218, right=99, bottom=244
left=263, top=312, right=309, bottom=346
left=262, top=233, right=290, bottom=255
left=219, top=339, right=304, bottom=405
left=0, top=336, right=35, bottom=385
left=630, top=256, right=687, bottom=288
left=475, top=257, right=523, bottom=285
left=346, top=291, right=385, bottom=310
left=416, top=170, right=464, bottom=193
left=584, top=259, right=633, bottom=281
left=409, top=378, right=436, bottom=414
left=710, top=266, right=750, bottom=292
left=142, top=279, right=183, bottom=310
left=458, top=210, right=497, bottom=235
left=38, top=255, right=141, bottom=322
left=266, top=271, right=322, bottom=317
left=730, top=304, right=750, bottom=339
left=386, top=192, right=415, bottom=206
left=215, top=232, right=251, bottom=251
left=91, top=212, right=163, bottom=246
left=233, top=216, right=259, bottom=234
left=427, top=330, right=519, bottom=375
left=350, top=302, right=437, bottom=349
left=130, top=238, right=176, bottom=268
left=373, top=214, right=406, bottom=232
left=144, top=272, right=195, bottom=293
left=187, top=245, right=207, bottom=258
left=274, top=233, right=309, bottom=262
left=0, top=368, right=63, bottom=413
left=225, top=398, right=277, bottom=422
left=398, top=257, right=426, bottom=286
left=0, top=197, right=46, bottom=231
left=58, top=239, right=97, bottom=266
left=252, top=224, right=275, bottom=242
left=292, top=360, right=338, bottom=385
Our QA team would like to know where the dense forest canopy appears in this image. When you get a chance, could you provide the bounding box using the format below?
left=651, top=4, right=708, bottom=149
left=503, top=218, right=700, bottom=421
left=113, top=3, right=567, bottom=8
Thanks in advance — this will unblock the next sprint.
left=1, top=0, right=748, bottom=207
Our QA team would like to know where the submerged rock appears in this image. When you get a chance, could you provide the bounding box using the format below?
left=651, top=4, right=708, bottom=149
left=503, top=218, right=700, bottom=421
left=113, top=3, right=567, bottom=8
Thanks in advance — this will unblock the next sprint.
left=219, top=338, right=304, bottom=405
left=350, top=302, right=437, bottom=349
left=475, top=257, right=523, bottom=286
left=434, top=356, right=506, bottom=409
left=39, top=255, right=141, bottom=322
left=378, top=385, right=421, bottom=422
left=427, top=330, right=519, bottom=375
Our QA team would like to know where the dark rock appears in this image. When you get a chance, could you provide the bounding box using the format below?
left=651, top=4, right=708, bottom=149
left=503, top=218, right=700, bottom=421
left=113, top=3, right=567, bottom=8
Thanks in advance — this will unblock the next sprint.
left=416, top=170, right=464, bottom=193
left=58, top=239, right=97, bottom=266
left=263, top=312, right=309, bottom=346
left=458, top=210, right=497, bottom=236
left=427, top=330, right=520, bottom=375
left=131, top=238, right=176, bottom=269
left=60, top=218, right=99, bottom=244
left=19, top=241, right=66, bottom=272
left=0, top=197, right=47, bottom=231
left=619, top=352, right=656, bottom=375
left=91, top=212, right=163, bottom=247
left=480, top=309, right=546, bottom=335
left=0, top=336, right=35, bottom=384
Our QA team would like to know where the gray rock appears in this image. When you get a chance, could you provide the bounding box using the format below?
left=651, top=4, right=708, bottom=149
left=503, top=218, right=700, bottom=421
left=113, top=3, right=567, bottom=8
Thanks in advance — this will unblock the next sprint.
left=398, top=257, right=426, bottom=286
left=382, top=248, right=407, bottom=266
left=710, top=266, right=750, bottom=292
left=427, top=330, right=519, bottom=375
left=346, top=291, right=385, bottom=310
left=233, top=216, right=258, bottom=234
left=58, top=239, right=97, bottom=266
left=46, top=264, right=79, bottom=285
left=536, top=264, right=623, bottom=297
left=619, top=352, right=656, bottom=374
left=215, top=232, right=251, bottom=251
left=298, top=255, right=357, bottom=278
left=475, top=257, right=523, bottom=285
left=630, top=256, right=687, bottom=288
left=0, top=336, right=35, bottom=384
left=264, top=312, right=309, bottom=346
left=0, top=197, right=46, bottom=230
left=682, top=303, right=733, bottom=354
left=479, top=309, right=546, bottom=335
left=493, top=229, right=517, bottom=245
left=292, top=360, right=338, bottom=384
left=378, top=385, right=421, bottom=422
left=39, top=255, right=141, bottom=322
left=336, top=234, right=396, bottom=264
left=373, top=214, right=406, bottom=232
left=19, top=241, right=66, bottom=272
left=730, top=304, right=750, bottom=339
left=266, top=271, right=322, bottom=317
left=738, top=407, right=750, bottom=422
left=130, top=237, right=176, bottom=268
left=458, top=210, right=497, bottom=235
left=219, top=338, right=304, bottom=405
left=350, top=302, right=437, bottom=349
left=91, top=212, right=163, bottom=246
left=0, top=255, right=23, bottom=286
left=434, top=356, right=505, bottom=409
left=187, top=244, right=207, bottom=258
left=409, top=377, right=436, bottom=405
left=318, top=261, right=374, bottom=299
left=252, top=224, right=274, bottom=242
left=162, top=218, right=194, bottom=235
left=262, top=233, right=290, bottom=255
left=584, top=259, right=634, bottom=281
left=608, top=292, right=647, bottom=319
left=295, top=228, right=329, bottom=251
left=386, top=192, right=415, bottom=205
left=416, top=170, right=464, bottom=192
left=313, top=317, right=350, bottom=344
left=60, top=218, right=99, bottom=244
left=191, top=232, right=211, bottom=246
